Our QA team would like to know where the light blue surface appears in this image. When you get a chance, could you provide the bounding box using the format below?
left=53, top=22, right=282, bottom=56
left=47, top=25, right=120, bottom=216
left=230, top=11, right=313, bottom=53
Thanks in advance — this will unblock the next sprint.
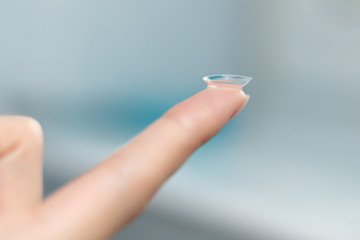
left=1, top=1, right=360, bottom=239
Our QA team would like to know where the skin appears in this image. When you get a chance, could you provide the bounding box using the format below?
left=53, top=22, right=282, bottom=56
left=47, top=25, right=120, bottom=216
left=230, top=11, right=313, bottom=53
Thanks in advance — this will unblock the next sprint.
left=0, top=86, right=249, bottom=240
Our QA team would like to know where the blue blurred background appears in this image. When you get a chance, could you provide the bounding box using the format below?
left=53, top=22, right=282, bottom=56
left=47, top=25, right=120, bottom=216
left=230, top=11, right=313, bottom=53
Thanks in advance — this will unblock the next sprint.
left=1, top=0, right=360, bottom=239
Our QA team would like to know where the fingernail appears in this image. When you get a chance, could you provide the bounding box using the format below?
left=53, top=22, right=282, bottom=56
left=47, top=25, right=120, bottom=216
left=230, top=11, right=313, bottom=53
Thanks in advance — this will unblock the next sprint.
left=228, top=94, right=250, bottom=121
left=245, top=94, right=250, bottom=105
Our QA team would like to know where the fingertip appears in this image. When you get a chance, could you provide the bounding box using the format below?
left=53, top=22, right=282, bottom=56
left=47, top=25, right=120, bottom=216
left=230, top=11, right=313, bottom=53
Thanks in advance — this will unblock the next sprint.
left=162, top=87, right=248, bottom=147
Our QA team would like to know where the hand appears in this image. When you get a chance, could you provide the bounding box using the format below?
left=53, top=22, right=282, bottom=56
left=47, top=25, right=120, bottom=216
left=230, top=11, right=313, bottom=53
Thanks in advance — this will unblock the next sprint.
left=0, top=87, right=249, bottom=240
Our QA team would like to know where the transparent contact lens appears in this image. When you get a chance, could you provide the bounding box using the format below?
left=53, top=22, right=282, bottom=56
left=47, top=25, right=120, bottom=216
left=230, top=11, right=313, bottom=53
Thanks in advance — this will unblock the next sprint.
left=203, top=74, right=252, bottom=89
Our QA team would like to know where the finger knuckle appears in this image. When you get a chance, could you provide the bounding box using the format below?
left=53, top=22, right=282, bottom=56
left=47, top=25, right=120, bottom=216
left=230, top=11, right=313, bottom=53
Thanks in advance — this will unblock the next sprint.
left=161, top=112, right=206, bottom=148
left=0, top=116, right=43, bottom=157
left=14, top=115, right=42, bottom=137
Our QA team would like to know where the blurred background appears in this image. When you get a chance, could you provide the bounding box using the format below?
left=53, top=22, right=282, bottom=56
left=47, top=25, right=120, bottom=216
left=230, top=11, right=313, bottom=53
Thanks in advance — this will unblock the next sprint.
left=1, top=0, right=360, bottom=239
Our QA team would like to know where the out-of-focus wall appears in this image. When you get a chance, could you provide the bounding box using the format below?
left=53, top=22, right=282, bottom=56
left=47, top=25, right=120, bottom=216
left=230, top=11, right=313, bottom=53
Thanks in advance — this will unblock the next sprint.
left=0, top=0, right=250, bottom=105
left=0, top=0, right=253, bottom=145
left=1, top=0, right=360, bottom=239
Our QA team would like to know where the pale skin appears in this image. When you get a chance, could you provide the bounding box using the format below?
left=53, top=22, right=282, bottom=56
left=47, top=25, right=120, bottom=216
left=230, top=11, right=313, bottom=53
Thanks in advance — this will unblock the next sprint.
left=0, top=87, right=249, bottom=240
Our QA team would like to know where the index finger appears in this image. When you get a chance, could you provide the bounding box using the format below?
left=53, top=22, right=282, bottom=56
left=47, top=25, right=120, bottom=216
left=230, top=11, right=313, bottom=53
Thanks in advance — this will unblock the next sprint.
left=34, top=87, right=249, bottom=240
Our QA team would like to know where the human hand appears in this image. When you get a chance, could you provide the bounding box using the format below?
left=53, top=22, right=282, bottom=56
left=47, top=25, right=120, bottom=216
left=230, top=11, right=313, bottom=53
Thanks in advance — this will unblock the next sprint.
left=0, top=87, right=249, bottom=240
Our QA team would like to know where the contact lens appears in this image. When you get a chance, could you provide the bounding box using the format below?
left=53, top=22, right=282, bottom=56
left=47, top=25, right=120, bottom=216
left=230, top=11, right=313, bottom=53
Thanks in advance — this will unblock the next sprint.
left=203, top=74, right=252, bottom=89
